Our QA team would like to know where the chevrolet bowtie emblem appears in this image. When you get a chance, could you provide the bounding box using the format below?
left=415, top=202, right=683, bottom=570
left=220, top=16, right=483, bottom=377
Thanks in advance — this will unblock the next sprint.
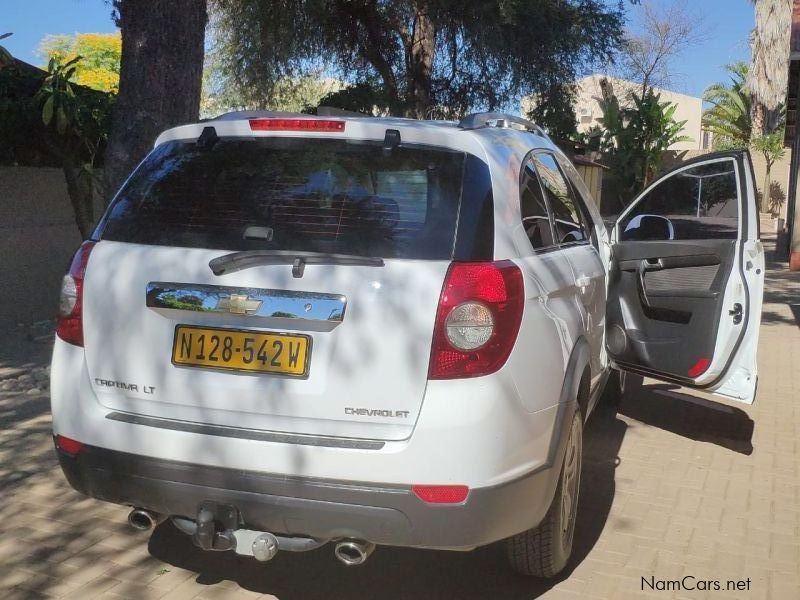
left=217, top=294, right=262, bottom=315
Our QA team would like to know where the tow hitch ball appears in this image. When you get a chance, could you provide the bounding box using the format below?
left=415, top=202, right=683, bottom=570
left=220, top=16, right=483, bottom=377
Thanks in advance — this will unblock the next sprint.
left=193, top=507, right=236, bottom=552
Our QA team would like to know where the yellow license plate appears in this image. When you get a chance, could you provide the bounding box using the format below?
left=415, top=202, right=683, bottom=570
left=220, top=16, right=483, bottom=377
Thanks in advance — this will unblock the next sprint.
left=172, top=325, right=311, bottom=377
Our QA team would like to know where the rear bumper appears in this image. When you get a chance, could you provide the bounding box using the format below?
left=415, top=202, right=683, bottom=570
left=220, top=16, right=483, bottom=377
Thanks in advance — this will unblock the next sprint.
left=57, top=440, right=563, bottom=550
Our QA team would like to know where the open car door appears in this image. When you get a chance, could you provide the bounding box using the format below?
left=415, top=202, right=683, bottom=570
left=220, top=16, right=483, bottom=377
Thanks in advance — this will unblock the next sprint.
left=606, top=150, right=764, bottom=404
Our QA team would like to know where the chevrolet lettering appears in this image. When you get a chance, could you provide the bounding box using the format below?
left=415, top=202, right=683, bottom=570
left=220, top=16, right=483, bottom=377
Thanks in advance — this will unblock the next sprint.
left=344, top=408, right=410, bottom=418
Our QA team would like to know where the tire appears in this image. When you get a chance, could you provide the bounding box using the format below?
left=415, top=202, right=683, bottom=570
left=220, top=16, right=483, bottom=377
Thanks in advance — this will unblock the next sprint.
left=507, top=409, right=583, bottom=578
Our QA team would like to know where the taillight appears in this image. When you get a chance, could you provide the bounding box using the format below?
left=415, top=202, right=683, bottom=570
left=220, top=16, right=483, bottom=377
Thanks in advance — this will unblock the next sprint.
left=249, top=118, right=346, bottom=132
left=56, top=241, right=96, bottom=347
left=428, top=261, right=524, bottom=379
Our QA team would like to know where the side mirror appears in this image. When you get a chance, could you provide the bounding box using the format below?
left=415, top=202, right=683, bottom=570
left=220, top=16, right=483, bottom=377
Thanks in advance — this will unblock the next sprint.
left=621, top=214, right=675, bottom=241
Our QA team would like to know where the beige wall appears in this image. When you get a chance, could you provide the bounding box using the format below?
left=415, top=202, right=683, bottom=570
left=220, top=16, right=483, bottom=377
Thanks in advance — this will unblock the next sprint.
left=0, top=167, right=100, bottom=327
left=573, top=75, right=706, bottom=151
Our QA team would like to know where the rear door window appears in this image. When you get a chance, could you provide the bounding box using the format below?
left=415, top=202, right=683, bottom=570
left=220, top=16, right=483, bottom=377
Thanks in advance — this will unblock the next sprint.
left=99, top=137, right=483, bottom=260
left=519, top=160, right=556, bottom=250
left=531, top=153, right=589, bottom=246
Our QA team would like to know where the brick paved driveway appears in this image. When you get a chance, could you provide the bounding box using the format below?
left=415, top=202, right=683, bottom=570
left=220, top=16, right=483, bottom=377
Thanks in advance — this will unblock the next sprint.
left=1, top=226, right=798, bottom=599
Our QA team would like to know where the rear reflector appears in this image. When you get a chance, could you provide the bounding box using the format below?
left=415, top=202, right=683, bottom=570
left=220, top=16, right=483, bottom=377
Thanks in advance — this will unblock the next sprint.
left=688, top=357, right=711, bottom=378
left=428, top=261, right=524, bottom=379
left=55, top=435, right=84, bottom=456
left=56, top=241, right=96, bottom=347
left=249, top=118, right=346, bottom=132
left=412, top=484, right=469, bottom=504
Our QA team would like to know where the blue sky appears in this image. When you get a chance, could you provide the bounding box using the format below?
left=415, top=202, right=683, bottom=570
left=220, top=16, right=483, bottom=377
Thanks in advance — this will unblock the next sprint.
left=3, top=0, right=754, bottom=99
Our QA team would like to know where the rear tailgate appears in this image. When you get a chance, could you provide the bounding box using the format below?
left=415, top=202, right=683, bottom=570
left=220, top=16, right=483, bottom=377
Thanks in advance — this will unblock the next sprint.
left=83, top=244, right=448, bottom=441
left=82, top=129, right=493, bottom=441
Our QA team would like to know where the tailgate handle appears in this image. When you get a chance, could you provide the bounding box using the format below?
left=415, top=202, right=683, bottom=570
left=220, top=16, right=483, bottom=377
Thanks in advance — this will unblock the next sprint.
left=146, top=282, right=347, bottom=322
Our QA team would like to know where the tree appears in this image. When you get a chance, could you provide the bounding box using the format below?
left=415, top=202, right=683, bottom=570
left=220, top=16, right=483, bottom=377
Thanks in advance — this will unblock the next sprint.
left=35, top=56, right=114, bottom=238
left=615, top=0, right=705, bottom=96
left=202, top=64, right=343, bottom=116
left=103, top=0, right=208, bottom=201
left=747, top=0, right=791, bottom=135
left=210, top=0, right=625, bottom=119
left=37, top=33, right=121, bottom=93
left=703, top=63, right=787, bottom=212
left=525, top=84, right=579, bottom=140
left=598, top=84, right=691, bottom=205
left=702, top=62, right=753, bottom=150
left=752, top=131, right=786, bottom=214
left=0, top=32, right=12, bottom=68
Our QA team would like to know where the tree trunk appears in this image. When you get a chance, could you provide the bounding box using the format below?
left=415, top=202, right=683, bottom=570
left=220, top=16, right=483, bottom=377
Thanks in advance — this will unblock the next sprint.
left=751, top=99, right=766, bottom=137
left=104, top=0, right=207, bottom=201
left=62, top=156, right=94, bottom=240
left=406, top=3, right=435, bottom=119
left=763, top=158, right=773, bottom=214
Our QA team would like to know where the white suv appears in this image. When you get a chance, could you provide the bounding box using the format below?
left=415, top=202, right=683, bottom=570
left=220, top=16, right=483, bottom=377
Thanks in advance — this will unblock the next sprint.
left=51, top=111, right=764, bottom=577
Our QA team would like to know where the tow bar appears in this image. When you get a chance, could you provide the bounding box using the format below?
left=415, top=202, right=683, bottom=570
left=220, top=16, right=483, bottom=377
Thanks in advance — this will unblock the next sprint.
left=169, top=502, right=329, bottom=561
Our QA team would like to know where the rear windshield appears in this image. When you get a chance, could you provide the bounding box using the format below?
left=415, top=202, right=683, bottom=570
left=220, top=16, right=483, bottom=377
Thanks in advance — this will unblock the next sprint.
left=99, top=136, right=489, bottom=260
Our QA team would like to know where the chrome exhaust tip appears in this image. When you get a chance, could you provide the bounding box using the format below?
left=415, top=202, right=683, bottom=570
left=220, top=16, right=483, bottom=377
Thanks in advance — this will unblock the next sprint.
left=128, top=508, right=160, bottom=531
left=334, top=540, right=375, bottom=566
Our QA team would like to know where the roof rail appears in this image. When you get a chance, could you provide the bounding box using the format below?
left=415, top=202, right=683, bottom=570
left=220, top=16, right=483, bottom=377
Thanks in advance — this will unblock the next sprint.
left=458, top=112, right=548, bottom=137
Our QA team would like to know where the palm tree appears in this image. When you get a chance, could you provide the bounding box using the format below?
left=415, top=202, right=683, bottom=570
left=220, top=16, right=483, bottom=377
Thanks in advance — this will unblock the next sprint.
left=704, top=62, right=787, bottom=212
left=747, top=0, right=791, bottom=135
left=703, top=62, right=753, bottom=149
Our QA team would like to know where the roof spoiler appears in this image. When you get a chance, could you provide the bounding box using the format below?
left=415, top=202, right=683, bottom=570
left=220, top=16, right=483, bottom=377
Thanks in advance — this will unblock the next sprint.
left=212, top=107, right=373, bottom=121
left=458, top=112, right=548, bottom=137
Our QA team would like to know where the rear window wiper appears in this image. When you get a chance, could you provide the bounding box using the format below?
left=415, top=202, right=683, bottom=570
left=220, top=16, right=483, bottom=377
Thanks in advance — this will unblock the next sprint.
left=209, top=250, right=385, bottom=277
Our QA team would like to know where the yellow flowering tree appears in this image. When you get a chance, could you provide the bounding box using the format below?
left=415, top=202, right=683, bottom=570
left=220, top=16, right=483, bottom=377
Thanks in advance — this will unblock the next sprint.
left=37, top=33, right=121, bottom=93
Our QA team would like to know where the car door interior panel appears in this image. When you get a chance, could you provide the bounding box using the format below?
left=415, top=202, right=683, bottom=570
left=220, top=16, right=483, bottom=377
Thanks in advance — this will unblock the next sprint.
left=607, top=239, right=735, bottom=377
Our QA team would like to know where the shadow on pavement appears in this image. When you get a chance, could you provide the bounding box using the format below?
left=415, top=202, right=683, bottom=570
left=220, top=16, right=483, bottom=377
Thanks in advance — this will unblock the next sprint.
left=0, top=322, right=53, bottom=378
left=0, top=392, right=53, bottom=492
left=147, top=401, right=629, bottom=600
left=618, top=377, right=754, bottom=455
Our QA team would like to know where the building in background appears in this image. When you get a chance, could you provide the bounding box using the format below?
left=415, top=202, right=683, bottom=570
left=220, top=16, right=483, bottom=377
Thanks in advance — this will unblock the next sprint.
left=571, top=74, right=710, bottom=151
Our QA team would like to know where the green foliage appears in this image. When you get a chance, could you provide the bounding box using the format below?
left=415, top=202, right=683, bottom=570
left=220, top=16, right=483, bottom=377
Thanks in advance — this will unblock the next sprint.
left=310, top=81, right=398, bottom=116
left=37, top=56, right=81, bottom=135
left=210, top=0, right=625, bottom=117
left=525, top=84, right=579, bottom=140
left=702, top=62, right=752, bottom=150
left=37, top=33, right=121, bottom=92
left=702, top=62, right=788, bottom=212
left=599, top=89, right=691, bottom=205
left=0, top=32, right=12, bottom=67
left=34, top=56, right=115, bottom=237
left=202, top=66, right=343, bottom=115
left=751, top=130, right=787, bottom=213
left=36, top=56, right=114, bottom=152
left=751, top=131, right=786, bottom=164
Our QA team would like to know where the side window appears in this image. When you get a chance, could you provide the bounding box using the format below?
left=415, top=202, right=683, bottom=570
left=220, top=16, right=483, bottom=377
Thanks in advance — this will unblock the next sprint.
left=519, top=160, right=556, bottom=250
left=619, top=159, right=739, bottom=241
left=531, top=153, right=589, bottom=245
